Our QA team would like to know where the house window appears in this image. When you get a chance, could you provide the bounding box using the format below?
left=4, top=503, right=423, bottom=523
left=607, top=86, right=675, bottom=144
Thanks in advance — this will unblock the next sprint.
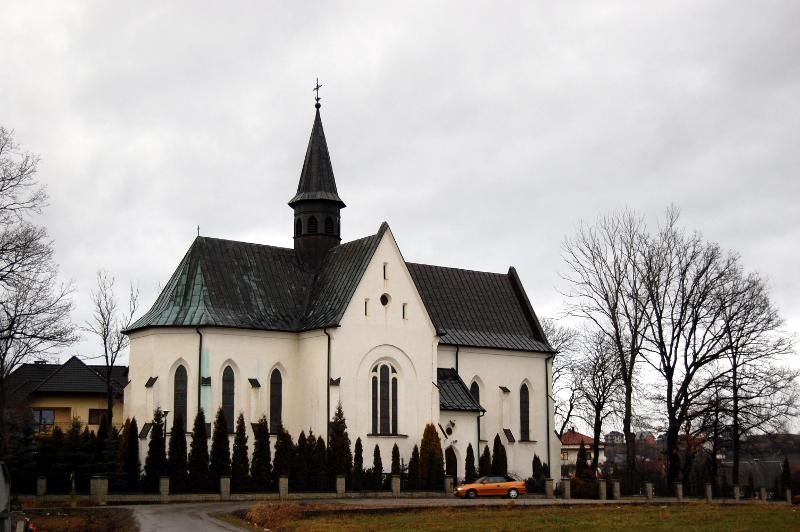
left=174, top=365, right=188, bottom=431
left=520, top=383, right=530, bottom=441
left=222, top=366, right=235, bottom=433
left=561, top=452, right=569, bottom=461
left=88, top=409, right=108, bottom=425
left=371, top=363, right=398, bottom=435
left=270, top=368, right=282, bottom=434
left=470, top=382, right=480, bottom=405
left=31, top=409, right=54, bottom=433
left=324, top=217, right=334, bottom=234
left=308, top=216, right=318, bottom=233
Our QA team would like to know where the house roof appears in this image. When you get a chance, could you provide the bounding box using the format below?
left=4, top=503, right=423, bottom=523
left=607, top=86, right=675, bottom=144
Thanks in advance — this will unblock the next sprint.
left=560, top=428, right=598, bottom=447
left=8, top=357, right=128, bottom=400
left=437, top=368, right=485, bottom=412
left=407, top=263, right=553, bottom=352
left=127, top=224, right=387, bottom=334
left=288, top=108, right=345, bottom=208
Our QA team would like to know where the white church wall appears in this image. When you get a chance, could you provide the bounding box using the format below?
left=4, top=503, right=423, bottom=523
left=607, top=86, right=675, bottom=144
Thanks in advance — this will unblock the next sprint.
left=438, top=410, right=479, bottom=480
left=331, top=227, right=439, bottom=462
left=440, top=345, right=559, bottom=480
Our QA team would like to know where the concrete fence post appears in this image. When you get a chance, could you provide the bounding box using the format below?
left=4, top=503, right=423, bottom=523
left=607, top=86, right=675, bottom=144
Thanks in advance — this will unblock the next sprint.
left=759, top=486, right=767, bottom=502
left=544, top=478, right=554, bottom=499
left=279, top=476, right=289, bottom=500
left=36, top=477, right=46, bottom=500
left=675, top=482, right=683, bottom=501
left=732, top=484, right=740, bottom=501
left=645, top=481, right=653, bottom=500
left=335, top=475, right=345, bottom=498
left=597, top=479, right=607, bottom=501
left=562, top=478, right=571, bottom=500
left=220, top=476, right=231, bottom=501
left=786, top=489, right=792, bottom=504
left=90, top=476, right=108, bottom=505
left=612, top=480, right=621, bottom=500
left=391, top=475, right=401, bottom=498
left=159, top=476, right=170, bottom=504
left=444, top=476, right=454, bottom=497
left=704, top=483, right=713, bottom=503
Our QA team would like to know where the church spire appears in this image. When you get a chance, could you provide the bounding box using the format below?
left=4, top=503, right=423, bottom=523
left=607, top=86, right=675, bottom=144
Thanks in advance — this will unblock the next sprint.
left=289, top=87, right=345, bottom=271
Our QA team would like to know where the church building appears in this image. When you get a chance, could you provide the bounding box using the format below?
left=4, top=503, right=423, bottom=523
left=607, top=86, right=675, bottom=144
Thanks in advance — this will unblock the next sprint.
left=123, top=101, right=559, bottom=479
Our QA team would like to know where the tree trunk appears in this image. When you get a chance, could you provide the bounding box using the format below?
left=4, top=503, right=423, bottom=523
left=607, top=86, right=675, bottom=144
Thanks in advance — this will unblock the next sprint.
left=731, top=356, right=740, bottom=485
left=623, top=383, right=637, bottom=490
left=591, top=409, right=602, bottom=472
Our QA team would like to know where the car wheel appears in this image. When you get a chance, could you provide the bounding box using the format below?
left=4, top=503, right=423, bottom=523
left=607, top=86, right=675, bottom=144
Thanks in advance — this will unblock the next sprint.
left=467, top=489, right=478, bottom=499
left=508, top=488, right=519, bottom=499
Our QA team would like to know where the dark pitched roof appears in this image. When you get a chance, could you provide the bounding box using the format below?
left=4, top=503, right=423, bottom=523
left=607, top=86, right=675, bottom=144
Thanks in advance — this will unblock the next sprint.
left=128, top=224, right=387, bottom=334
left=8, top=357, right=129, bottom=399
left=288, top=109, right=345, bottom=208
left=437, top=368, right=484, bottom=412
left=407, top=263, right=553, bottom=352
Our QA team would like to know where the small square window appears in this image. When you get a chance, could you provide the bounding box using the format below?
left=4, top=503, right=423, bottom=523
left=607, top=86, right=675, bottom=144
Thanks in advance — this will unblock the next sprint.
left=89, top=409, right=108, bottom=425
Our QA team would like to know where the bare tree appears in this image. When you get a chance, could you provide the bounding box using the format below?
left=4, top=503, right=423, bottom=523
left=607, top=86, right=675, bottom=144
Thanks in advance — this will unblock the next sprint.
left=83, top=270, right=138, bottom=428
left=541, top=317, right=581, bottom=436
left=561, top=208, right=648, bottom=485
left=574, top=328, right=623, bottom=471
left=0, top=127, right=78, bottom=457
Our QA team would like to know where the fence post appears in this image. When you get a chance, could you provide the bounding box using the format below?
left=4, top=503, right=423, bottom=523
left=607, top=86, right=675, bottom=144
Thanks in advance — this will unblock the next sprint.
left=391, top=475, right=401, bottom=498
left=786, top=489, right=792, bottom=504
left=612, top=480, right=621, bottom=500
left=444, top=476, right=454, bottom=497
left=544, top=478, right=554, bottom=499
left=597, top=479, right=606, bottom=501
left=335, top=475, right=346, bottom=498
left=704, top=483, right=712, bottom=503
left=732, top=484, right=740, bottom=501
left=759, top=486, right=767, bottom=502
left=645, top=481, right=653, bottom=500
left=675, top=482, right=683, bottom=501
left=220, top=476, right=231, bottom=501
left=279, top=476, right=289, bottom=500
left=562, top=478, right=571, bottom=500
left=159, top=476, right=170, bottom=503
left=36, top=477, right=46, bottom=501
left=90, top=476, right=108, bottom=505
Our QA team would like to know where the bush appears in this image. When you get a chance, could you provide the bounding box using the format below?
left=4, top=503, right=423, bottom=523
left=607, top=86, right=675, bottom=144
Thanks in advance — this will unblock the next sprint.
left=187, top=409, right=210, bottom=492
left=250, top=414, right=271, bottom=491
left=231, top=412, right=250, bottom=492
left=209, top=407, right=231, bottom=485
left=245, top=503, right=303, bottom=529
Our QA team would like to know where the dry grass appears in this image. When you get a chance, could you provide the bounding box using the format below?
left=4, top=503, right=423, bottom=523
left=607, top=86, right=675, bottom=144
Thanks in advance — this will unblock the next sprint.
left=227, top=503, right=800, bottom=532
left=23, top=508, right=137, bottom=532
left=245, top=502, right=305, bottom=529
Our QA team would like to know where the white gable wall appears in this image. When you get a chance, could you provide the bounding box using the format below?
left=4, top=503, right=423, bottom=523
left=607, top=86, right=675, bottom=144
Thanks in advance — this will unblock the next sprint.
left=331, top=227, right=439, bottom=462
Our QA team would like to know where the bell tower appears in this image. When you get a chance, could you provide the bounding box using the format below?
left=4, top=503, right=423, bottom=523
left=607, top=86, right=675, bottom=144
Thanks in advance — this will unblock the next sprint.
left=288, top=95, right=345, bottom=271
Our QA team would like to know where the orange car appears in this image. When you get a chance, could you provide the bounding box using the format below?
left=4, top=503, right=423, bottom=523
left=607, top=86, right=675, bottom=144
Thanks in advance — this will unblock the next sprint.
left=454, top=476, right=527, bottom=499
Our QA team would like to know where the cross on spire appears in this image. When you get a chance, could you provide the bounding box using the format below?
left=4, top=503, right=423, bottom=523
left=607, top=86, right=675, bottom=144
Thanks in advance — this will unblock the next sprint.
left=313, top=78, right=322, bottom=108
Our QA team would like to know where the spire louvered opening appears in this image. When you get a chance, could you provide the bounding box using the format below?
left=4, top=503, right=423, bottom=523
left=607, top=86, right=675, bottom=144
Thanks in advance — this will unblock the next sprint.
left=324, top=217, right=334, bottom=234
left=295, top=218, right=302, bottom=236
left=308, top=216, right=318, bottom=233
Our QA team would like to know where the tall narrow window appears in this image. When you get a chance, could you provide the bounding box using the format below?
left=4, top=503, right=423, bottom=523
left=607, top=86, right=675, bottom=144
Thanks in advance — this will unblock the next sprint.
left=308, top=216, right=318, bottom=233
left=470, top=382, right=480, bottom=405
left=270, top=369, right=283, bottom=434
left=222, top=366, right=235, bottom=433
left=174, top=365, right=188, bottom=431
left=520, top=383, right=530, bottom=441
left=295, top=218, right=302, bottom=236
left=371, top=363, right=398, bottom=435
left=324, top=217, right=334, bottom=234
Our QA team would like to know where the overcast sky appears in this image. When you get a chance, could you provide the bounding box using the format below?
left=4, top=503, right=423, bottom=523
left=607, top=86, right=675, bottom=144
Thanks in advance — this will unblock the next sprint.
left=1, top=1, right=798, bottom=367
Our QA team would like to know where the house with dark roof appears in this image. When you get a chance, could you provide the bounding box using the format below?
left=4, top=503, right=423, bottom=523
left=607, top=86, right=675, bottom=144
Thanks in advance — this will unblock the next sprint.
left=7, top=356, right=128, bottom=432
left=124, top=100, right=558, bottom=479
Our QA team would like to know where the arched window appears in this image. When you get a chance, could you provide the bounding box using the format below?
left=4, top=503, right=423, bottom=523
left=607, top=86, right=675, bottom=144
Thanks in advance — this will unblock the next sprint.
left=470, top=382, right=480, bottom=405
left=295, top=218, right=302, bottom=236
left=308, top=216, right=318, bottom=233
left=520, top=383, right=530, bottom=441
left=222, top=366, right=235, bottom=433
left=174, top=365, right=188, bottom=431
left=324, top=217, right=334, bottom=234
left=270, top=369, right=282, bottom=434
left=371, top=363, right=398, bottom=435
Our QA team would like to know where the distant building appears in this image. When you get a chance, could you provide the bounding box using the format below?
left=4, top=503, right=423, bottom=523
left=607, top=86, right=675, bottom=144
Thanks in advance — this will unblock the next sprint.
left=7, top=356, right=128, bottom=432
left=560, top=428, right=604, bottom=476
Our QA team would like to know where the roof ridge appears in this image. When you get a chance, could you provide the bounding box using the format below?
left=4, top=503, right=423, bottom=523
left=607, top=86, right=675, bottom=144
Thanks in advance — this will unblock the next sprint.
left=406, top=262, right=509, bottom=277
left=30, top=356, right=107, bottom=393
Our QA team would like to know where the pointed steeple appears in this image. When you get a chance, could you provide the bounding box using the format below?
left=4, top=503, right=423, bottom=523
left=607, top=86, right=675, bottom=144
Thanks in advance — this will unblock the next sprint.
left=288, top=109, right=346, bottom=208
left=290, top=102, right=345, bottom=271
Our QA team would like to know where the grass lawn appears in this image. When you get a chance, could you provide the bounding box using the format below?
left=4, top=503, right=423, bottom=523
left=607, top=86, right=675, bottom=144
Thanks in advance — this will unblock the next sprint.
left=23, top=508, right=137, bottom=532
left=226, top=503, right=800, bottom=532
